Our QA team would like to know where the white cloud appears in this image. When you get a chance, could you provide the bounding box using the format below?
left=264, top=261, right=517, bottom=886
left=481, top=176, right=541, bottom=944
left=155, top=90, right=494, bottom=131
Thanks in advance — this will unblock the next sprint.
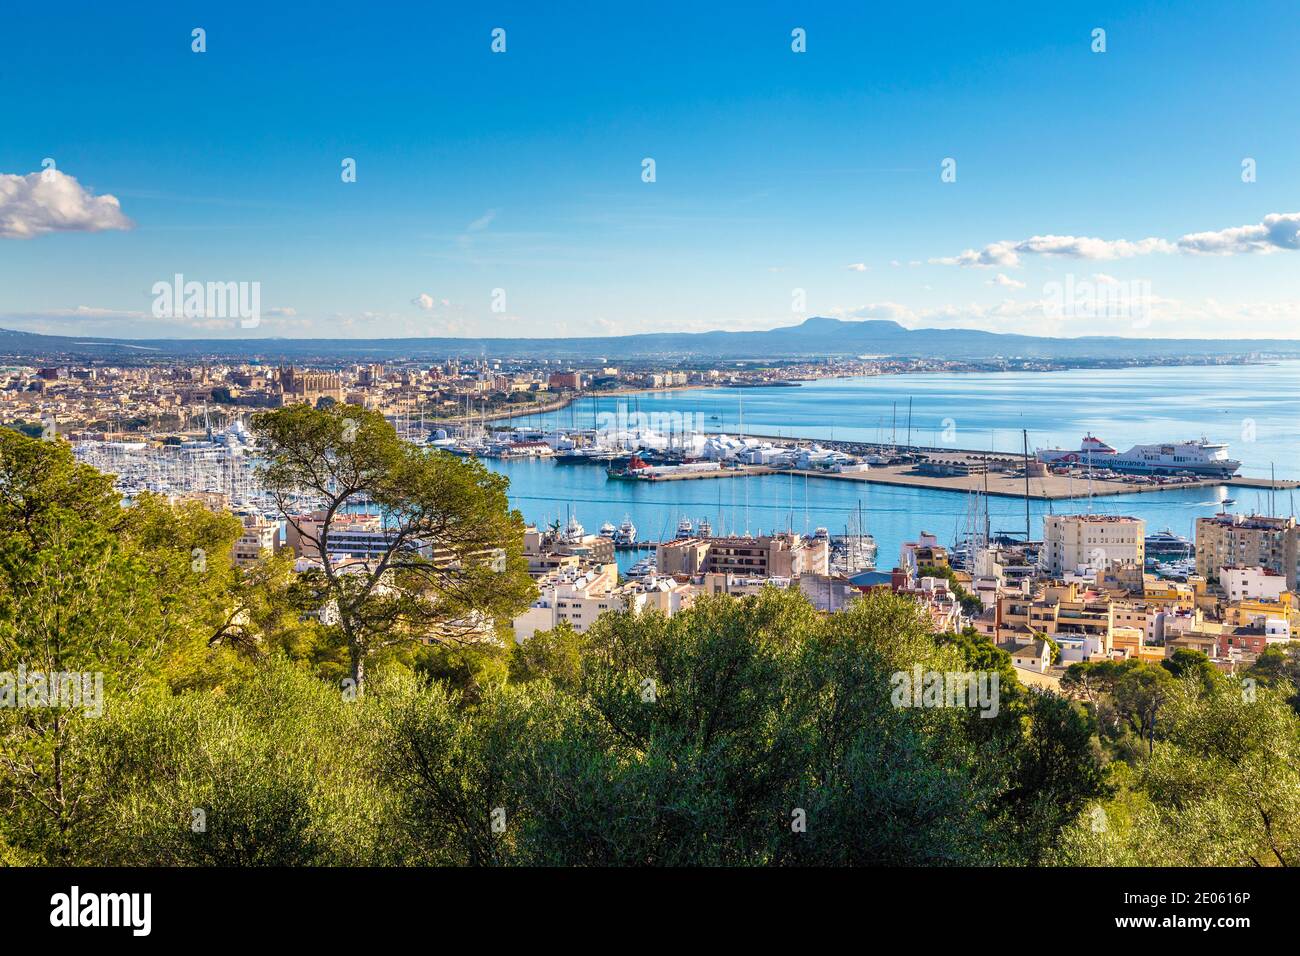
left=0, top=169, right=134, bottom=239
left=846, top=262, right=868, bottom=272
left=466, top=209, right=498, bottom=232
left=1177, top=211, right=1300, bottom=255
left=0, top=304, right=311, bottom=335
left=933, top=235, right=1173, bottom=268
left=412, top=293, right=436, bottom=310
left=36, top=306, right=151, bottom=321
left=934, top=211, right=1300, bottom=268
left=842, top=302, right=914, bottom=321
left=989, top=273, right=1026, bottom=289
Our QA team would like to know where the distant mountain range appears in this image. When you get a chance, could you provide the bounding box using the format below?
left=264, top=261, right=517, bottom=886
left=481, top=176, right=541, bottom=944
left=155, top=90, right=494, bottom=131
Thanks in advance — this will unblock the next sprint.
left=4, top=318, right=1300, bottom=363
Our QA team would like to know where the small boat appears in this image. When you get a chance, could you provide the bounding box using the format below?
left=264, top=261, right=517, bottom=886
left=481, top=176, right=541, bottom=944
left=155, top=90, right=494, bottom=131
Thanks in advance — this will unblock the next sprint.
left=625, top=556, right=657, bottom=580
left=607, top=454, right=653, bottom=480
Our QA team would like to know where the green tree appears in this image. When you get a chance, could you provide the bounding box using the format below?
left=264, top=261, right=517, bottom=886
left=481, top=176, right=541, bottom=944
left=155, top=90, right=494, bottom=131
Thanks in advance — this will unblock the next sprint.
left=1053, top=676, right=1300, bottom=866
left=0, top=431, right=182, bottom=861
left=1247, top=645, right=1300, bottom=712
left=0, top=428, right=120, bottom=543
left=0, top=517, right=172, bottom=862
left=1113, top=663, right=1175, bottom=756
left=379, top=588, right=1103, bottom=866
left=252, top=403, right=536, bottom=696
left=1161, top=647, right=1218, bottom=686
left=82, top=660, right=398, bottom=865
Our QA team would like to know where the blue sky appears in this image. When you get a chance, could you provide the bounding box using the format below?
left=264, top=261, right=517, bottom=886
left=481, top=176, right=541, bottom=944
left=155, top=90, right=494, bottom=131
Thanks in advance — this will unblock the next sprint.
left=2, top=1, right=1298, bottom=340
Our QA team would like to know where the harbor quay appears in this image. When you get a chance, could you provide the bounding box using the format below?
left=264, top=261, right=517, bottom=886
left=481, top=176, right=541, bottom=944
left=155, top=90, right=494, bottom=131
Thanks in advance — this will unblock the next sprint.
left=577, top=454, right=1292, bottom=499
left=560, top=430, right=1297, bottom=500
left=787, top=463, right=1294, bottom=501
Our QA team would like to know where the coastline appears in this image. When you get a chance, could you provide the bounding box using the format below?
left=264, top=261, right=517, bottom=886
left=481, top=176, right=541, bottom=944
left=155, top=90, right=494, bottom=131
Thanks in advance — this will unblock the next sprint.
left=429, top=383, right=716, bottom=426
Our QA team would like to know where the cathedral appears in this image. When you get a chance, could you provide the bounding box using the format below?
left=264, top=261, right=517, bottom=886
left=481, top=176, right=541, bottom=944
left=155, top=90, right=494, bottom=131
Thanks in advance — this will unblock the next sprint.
left=277, top=365, right=343, bottom=406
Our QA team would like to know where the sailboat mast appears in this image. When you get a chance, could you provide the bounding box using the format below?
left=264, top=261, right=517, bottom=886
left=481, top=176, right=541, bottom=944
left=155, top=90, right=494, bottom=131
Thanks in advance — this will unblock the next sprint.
left=1023, top=428, right=1031, bottom=540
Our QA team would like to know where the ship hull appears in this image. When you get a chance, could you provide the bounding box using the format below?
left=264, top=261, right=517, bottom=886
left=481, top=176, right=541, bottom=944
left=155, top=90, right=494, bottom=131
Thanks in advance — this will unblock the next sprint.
left=1106, top=459, right=1240, bottom=477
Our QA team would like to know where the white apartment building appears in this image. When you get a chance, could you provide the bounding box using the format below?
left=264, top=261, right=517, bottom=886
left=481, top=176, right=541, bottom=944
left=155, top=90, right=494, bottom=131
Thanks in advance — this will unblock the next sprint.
left=512, top=565, right=694, bottom=642
left=1040, top=515, right=1145, bottom=577
left=1265, top=619, right=1292, bottom=644
left=1220, top=566, right=1288, bottom=603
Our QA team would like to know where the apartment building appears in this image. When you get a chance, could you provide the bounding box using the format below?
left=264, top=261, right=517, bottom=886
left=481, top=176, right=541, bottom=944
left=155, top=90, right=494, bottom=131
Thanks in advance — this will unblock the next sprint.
left=1109, top=627, right=1167, bottom=664
left=899, top=531, right=950, bottom=584
left=797, top=573, right=863, bottom=613
left=546, top=371, right=582, bottom=390
left=1110, top=601, right=1165, bottom=644
left=897, top=576, right=965, bottom=633
left=512, top=565, right=693, bottom=641
left=232, top=512, right=280, bottom=567
left=1040, top=514, right=1145, bottom=576
left=286, top=510, right=431, bottom=563
left=1195, top=513, right=1299, bottom=589
left=656, top=532, right=828, bottom=578
left=513, top=564, right=619, bottom=640
left=996, top=582, right=1115, bottom=657
left=1220, top=565, right=1289, bottom=603
left=523, top=524, right=615, bottom=571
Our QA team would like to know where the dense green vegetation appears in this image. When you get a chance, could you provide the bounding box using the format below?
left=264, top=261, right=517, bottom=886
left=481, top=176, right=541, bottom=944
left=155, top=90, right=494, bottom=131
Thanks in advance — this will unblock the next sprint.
left=1, top=417, right=1296, bottom=866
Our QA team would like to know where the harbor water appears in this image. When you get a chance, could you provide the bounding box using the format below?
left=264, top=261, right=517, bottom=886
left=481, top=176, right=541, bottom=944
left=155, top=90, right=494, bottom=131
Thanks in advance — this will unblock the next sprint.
left=487, top=362, right=1300, bottom=573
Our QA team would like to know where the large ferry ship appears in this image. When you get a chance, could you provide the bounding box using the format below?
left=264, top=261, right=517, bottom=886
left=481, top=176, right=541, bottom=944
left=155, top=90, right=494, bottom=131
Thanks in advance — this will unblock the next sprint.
left=1036, top=434, right=1241, bottom=477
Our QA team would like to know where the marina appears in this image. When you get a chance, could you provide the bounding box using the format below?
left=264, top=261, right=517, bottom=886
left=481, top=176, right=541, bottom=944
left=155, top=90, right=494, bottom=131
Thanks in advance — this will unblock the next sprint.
left=476, top=365, right=1300, bottom=576
left=61, top=364, right=1300, bottom=580
left=428, top=422, right=1295, bottom=500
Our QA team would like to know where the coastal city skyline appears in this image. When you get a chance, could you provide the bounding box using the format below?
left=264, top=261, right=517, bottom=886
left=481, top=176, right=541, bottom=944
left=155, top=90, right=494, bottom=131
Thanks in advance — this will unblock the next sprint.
left=3, top=1, right=1297, bottom=917
left=3, top=1, right=1300, bottom=341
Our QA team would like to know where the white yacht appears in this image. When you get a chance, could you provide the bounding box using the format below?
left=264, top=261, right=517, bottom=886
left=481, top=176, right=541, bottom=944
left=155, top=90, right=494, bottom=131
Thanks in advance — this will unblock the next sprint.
left=625, top=555, right=657, bottom=580
left=563, top=514, right=586, bottom=542
left=613, top=516, right=637, bottom=546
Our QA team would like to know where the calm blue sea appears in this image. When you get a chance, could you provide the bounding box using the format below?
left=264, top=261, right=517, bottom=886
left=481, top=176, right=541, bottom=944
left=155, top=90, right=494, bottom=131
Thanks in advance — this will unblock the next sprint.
left=487, top=362, right=1300, bottom=573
